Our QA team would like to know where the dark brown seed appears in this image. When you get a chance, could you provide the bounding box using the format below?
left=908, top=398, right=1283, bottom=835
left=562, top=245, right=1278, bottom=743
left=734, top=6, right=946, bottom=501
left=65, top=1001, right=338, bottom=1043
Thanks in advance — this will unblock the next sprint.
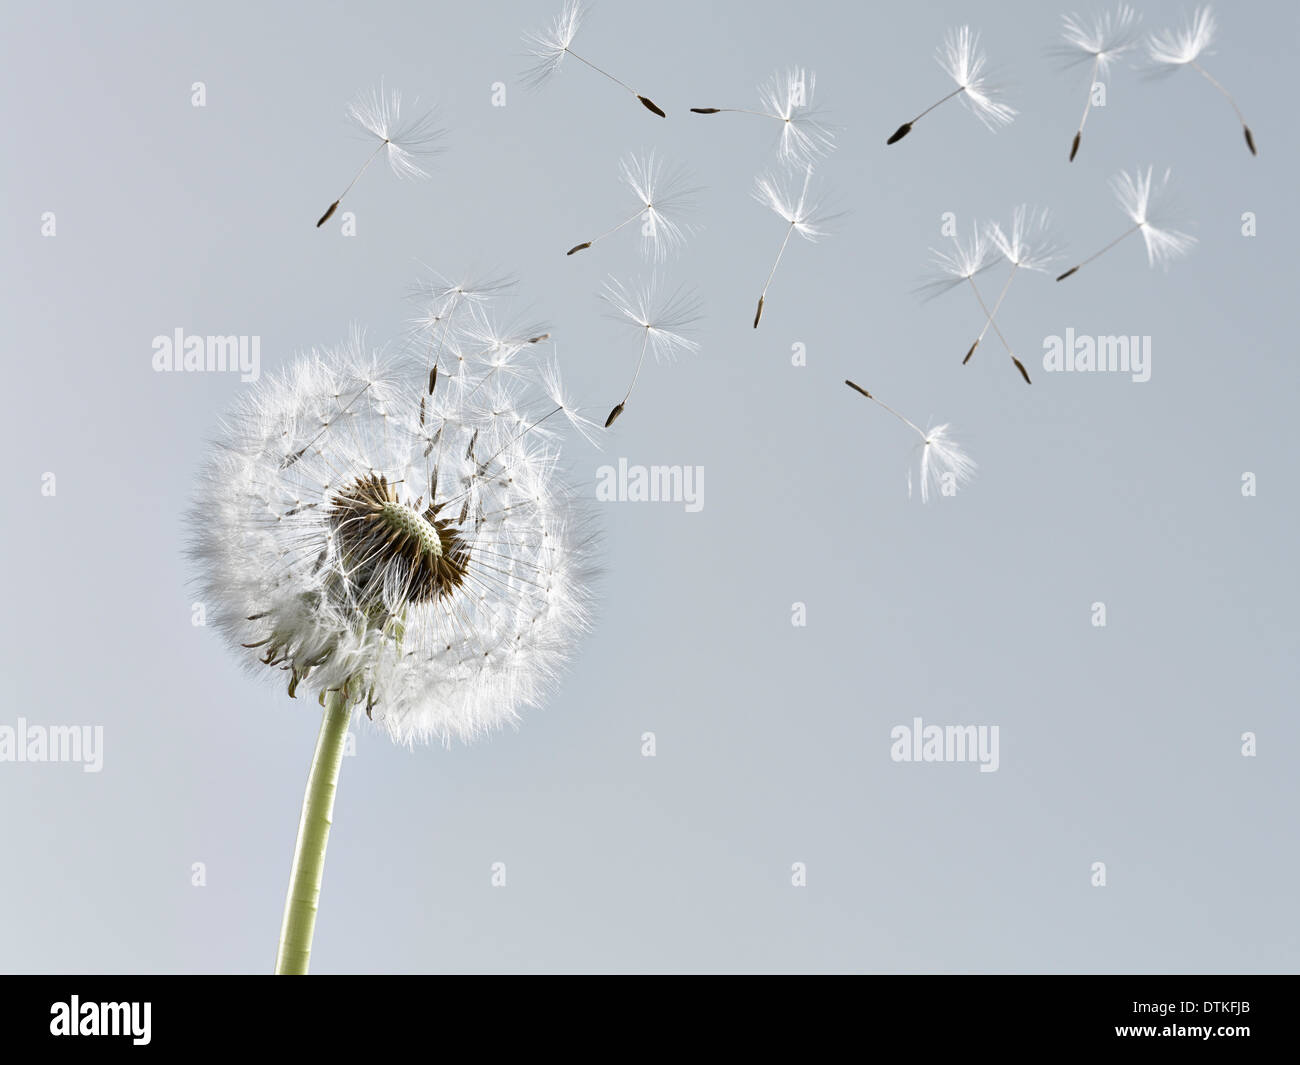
left=246, top=612, right=267, bottom=621
left=1069, top=131, right=1081, bottom=162
left=690, top=107, right=721, bottom=114
left=419, top=397, right=426, bottom=426
left=844, top=380, right=873, bottom=400
left=566, top=241, right=592, bottom=256
left=963, top=340, right=978, bottom=365
left=316, top=201, right=339, bottom=228
left=1244, top=126, right=1257, bottom=156
left=886, top=123, right=912, bottom=145
left=1012, top=357, right=1032, bottom=385
left=638, top=96, right=667, bottom=118
left=1056, top=266, right=1079, bottom=282
left=604, top=403, right=624, bottom=428
left=528, top=333, right=550, bottom=344
left=458, top=498, right=469, bottom=524
left=287, top=671, right=300, bottom=699
left=466, top=428, right=478, bottom=459
left=428, top=366, right=437, bottom=395
left=753, top=296, right=765, bottom=329
left=280, top=446, right=308, bottom=469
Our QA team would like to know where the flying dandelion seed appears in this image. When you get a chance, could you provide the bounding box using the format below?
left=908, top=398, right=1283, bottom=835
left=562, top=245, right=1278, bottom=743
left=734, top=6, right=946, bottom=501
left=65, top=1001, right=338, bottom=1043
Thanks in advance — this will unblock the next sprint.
left=1145, top=5, right=1257, bottom=155
left=916, top=221, right=1030, bottom=382
left=886, top=26, right=1016, bottom=145
left=522, top=0, right=666, bottom=117
left=316, top=83, right=444, bottom=228
left=964, top=207, right=1064, bottom=381
left=690, top=67, right=835, bottom=165
left=189, top=295, right=599, bottom=974
left=1056, top=166, right=1196, bottom=281
left=752, top=166, right=839, bottom=329
left=1054, top=5, right=1143, bottom=161
left=844, top=381, right=976, bottom=503
left=566, top=151, right=700, bottom=261
left=599, top=275, right=701, bottom=426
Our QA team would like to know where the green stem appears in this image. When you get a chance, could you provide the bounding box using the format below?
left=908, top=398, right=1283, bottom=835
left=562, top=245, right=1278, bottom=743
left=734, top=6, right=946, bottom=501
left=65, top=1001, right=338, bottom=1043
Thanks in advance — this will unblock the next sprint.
left=274, top=689, right=352, bottom=975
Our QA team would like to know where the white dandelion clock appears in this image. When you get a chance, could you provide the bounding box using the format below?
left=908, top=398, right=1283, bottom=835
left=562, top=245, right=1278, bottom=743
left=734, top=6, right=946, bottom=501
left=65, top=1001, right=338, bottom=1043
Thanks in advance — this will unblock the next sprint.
left=888, top=26, right=1016, bottom=144
left=690, top=67, right=836, bottom=165
left=1055, top=4, right=1143, bottom=160
left=599, top=274, right=702, bottom=426
left=190, top=303, right=599, bottom=973
left=566, top=151, right=701, bottom=261
left=316, top=83, right=444, bottom=228
left=963, top=206, right=1064, bottom=381
left=751, top=166, right=840, bottom=329
left=521, top=0, right=666, bottom=117
left=844, top=382, right=976, bottom=503
left=1056, top=166, right=1196, bottom=281
left=1146, top=6, right=1257, bottom=155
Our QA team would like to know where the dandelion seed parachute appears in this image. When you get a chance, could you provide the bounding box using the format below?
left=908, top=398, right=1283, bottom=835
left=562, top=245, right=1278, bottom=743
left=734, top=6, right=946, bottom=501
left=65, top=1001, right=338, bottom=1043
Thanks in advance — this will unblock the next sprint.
left=689, top=67, right=835, bottom=166
left=190, top=325, right=600, bottom=747
left=1145, top=5, right=1257, bottom=155
left=1054, top=4, right=1143, bottom=160
left=315, top=83, right=443, bottom=228
left=1055, top=166, right=1196, bottom=281
left=599, top=274, right=701, bottom=425
left=566, top=151, right=700, bottom=262
left=521, top=0, right=665, bottom=117
left=844, top=381, right=976, bottom=504
left=751, top=166, right=839, bottom=328
left=887, top=26, right=1016, bottom=144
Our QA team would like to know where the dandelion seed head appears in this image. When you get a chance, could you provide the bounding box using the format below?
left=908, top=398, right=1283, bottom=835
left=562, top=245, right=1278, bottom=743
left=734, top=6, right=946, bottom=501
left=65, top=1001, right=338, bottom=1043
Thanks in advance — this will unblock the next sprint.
left=600, top=275, right=702, bottom=362
left=347, top=83, right=444, bottom=180
left=937, top=25, right=1017, bottom=129
left=1146, top=5, right=1217, bottom=69
left=190, top=307, right=599, bottom=747
left=521, top=0, right=586, bottom=90
left=1110, top=166, right=1197, bottom=268
left=619, top=151, right=701, bottom=262
left=1057, top=4, right=1143, bottom=72
left=986, top=206, right=1066, bottom=273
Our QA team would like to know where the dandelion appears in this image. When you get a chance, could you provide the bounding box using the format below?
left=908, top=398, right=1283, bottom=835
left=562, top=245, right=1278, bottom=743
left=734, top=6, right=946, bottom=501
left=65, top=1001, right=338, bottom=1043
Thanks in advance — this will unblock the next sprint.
left=1146, top=6, right=1256, bottom=155
left=189, top=295, right=599, bottom=973
left=1056, top=166, right=1196, bottom=281
left=1054, top=4, right=1143, bottom=160
left=964, top=207, right=1065, bottom=381
left=599, top=275, right=701, bottom=426
left=690, top=67, right=835, bottom=165
left=916, top=221, right=1031, bottom=383
left=566, top=151, right=700, bottom=261
left=316, top=83, right=443, bottom=228
left=844, top=381, right=976, bottom=503
left=522, top=0, right=665, bottom=117
left=751, top=166, right=839, bottom=329
left=887, top=26, right=1016, bottom=145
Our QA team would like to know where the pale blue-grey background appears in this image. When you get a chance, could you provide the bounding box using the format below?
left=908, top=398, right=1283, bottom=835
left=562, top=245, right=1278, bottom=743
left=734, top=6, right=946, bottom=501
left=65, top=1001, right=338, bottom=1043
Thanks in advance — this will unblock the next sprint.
left=0, top=0, right=1295, bottom=973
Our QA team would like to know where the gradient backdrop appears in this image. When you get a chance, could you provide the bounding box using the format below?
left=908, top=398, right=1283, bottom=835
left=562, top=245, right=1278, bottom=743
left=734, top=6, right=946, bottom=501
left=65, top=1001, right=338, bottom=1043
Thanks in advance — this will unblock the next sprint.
left=1, top=0, right=1296, bottom=973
